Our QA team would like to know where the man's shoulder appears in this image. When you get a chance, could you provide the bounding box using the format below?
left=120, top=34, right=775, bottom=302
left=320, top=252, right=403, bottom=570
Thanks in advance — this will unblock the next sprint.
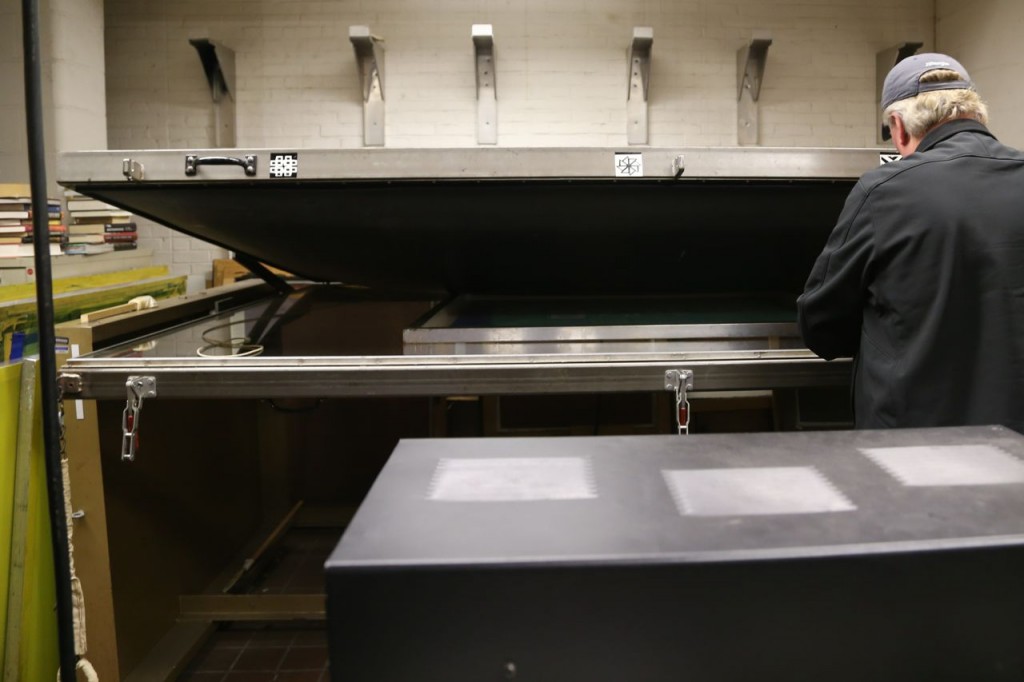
left=855, top=157, right=914, bottom=195
left=855, top=132, right=1021, bottom=193
left=851, top=133, right=1024, bottom=217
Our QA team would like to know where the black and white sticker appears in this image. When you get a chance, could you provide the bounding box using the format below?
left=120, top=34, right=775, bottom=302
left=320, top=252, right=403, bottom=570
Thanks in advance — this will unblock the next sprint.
left=614, top=152, right=644, bottom=177
left=269, top=153, right=299, bottom=178
left=879, top=153, right=902, bottom=165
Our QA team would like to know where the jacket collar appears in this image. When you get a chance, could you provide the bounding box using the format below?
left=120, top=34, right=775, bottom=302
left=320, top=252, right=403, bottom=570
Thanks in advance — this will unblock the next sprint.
left=916, top=118, right=995, bottom=153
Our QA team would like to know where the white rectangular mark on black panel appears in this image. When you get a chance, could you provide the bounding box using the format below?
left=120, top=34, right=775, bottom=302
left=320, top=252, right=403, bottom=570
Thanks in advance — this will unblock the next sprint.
left=861, top=444, right=1024, bottom=487
left=428, top=457, right=597, bottom=502
left=663, top=467, right=856, bottom=517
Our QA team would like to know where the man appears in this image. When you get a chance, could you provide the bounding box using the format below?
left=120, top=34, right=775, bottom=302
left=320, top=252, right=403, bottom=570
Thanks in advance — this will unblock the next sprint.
left=797, top=53, right=1024, bottom=431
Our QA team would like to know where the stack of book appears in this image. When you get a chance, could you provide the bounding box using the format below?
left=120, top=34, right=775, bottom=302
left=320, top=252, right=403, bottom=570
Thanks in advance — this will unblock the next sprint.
left=65, top=191, right=138, bottom=255
left=0, top=182, right=65, bottom=258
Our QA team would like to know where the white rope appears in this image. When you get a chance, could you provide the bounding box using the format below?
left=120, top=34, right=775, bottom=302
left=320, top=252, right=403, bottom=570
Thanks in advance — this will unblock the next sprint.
left=57, top=446, right=98, bottom=679
left=57, top=659, right=99, bottom=682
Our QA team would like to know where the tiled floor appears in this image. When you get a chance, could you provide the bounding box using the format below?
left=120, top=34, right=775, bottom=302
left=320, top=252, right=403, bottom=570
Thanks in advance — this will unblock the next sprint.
left=248, top=529, right=337, bottom=596
left=178, top=528, right=339, bottom=681
left=177, top=623, right=329, bottom=681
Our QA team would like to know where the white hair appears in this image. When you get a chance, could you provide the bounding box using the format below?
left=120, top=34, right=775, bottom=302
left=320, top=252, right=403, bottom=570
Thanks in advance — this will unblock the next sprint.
left=883, top=69, right=989, bottom=138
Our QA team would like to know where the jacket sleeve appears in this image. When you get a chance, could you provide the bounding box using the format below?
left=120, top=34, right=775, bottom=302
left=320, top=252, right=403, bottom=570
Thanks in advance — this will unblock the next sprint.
left=797, top=181, right=875, bottom=360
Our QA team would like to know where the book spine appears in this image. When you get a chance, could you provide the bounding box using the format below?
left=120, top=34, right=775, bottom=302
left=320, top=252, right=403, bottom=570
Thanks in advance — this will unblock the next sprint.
left=103, top=232, right=138, bottom=243
left=104, top=222, right=137, bottom=233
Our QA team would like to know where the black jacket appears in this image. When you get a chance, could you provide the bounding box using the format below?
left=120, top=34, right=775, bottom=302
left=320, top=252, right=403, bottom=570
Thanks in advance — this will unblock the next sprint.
left=798, top=119, right=1024, bottom=431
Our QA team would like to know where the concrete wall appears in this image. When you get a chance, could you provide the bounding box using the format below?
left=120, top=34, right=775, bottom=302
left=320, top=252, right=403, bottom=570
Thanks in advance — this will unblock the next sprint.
left=937, top=0, right=1024, bottom=148
left=1, top=0, right=53, bottom=199
left=50, top=0, right=107, bottom=153
left=0, top=0, right=105, bottom=199
left=0, top=0, right=29, bottom=185
left=104, top=0, right=936, bottom=150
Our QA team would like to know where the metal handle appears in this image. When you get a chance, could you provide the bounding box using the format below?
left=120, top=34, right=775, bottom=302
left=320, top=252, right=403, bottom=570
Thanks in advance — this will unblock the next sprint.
left=185, top=154, right=257, bottom=177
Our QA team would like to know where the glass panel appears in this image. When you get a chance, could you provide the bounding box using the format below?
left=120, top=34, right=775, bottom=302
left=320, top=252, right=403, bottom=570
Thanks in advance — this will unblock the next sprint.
left=91, top=286, right=438, bottom=359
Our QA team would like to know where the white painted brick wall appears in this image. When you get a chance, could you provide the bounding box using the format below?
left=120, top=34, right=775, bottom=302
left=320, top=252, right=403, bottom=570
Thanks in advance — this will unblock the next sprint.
left=2, top=0, right=104, bottom=201
left=0, top=0, right=29, bottom=184
left=50, top=0, right=106, bottom=153
left=103, top=0, right=939, bottom=151
left=101, top=0, right=938, bottom=285
left=937, top=0, right=1024, bottom=148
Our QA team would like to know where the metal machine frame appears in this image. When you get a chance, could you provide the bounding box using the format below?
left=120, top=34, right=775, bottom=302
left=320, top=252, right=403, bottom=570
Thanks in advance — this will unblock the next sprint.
left=59, top=145, right=885, bottom=183
left=53, top=144, right=886, bottom=680
left=57, top=144, right=879, bottom=403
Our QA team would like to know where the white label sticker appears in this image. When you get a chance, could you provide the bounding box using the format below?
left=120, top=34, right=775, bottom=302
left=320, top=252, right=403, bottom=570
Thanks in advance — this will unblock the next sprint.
left=614, top=153, right=644, bottom=177
left=71, top=343, right=85, bottom=420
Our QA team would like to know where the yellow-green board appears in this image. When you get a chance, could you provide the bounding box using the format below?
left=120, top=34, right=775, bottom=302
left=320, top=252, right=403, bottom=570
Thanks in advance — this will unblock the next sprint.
left=1, top=270, right=187, bottom=361
left=0, top=360, right=57, bottom=681
left=0, top=265, right=173, bottom=305
left=0, top=362, right=21, bottom=675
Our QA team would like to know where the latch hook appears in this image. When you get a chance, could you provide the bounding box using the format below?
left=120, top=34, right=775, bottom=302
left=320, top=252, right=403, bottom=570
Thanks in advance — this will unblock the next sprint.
left=121, top=376, right=156, bottom=461
left=664, top=369, right=693, bottom=435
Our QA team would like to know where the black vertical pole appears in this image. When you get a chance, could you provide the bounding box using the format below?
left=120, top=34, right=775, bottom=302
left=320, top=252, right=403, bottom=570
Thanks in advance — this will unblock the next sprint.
left=20, top=0, right=79, bottom=680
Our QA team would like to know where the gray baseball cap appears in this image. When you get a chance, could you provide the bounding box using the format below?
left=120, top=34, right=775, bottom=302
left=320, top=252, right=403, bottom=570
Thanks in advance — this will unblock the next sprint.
left=880, top=52, right=973, bottom=140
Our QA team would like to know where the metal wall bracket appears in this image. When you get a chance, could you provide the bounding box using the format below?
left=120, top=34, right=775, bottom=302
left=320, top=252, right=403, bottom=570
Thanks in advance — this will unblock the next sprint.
left=876, top=41, right=923, bottom=144
left=627, top=27, right=654, bottom=145
left=736, top=31, right=772, bottom=146
left=350, top=26, right=385, bottom=147
left=188, top=38, right=237, bottom=148
left=473, top=24, right=497, bottom=145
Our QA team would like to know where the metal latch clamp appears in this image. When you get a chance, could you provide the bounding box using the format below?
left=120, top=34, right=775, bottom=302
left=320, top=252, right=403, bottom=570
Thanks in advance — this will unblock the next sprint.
left=122, top=376, right=156, bottom=461
left=664, top=369, right=693, bottom=435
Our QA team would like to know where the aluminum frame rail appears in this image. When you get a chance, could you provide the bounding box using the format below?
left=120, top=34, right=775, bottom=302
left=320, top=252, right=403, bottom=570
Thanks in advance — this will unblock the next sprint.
left=62, top=146, right=888, bottom=183
left=58, top=350, right=850, bottom=400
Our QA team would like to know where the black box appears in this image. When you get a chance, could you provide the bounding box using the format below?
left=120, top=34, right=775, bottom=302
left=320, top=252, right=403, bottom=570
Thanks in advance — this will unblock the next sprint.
left=326, top=426, right=1024, bottom=681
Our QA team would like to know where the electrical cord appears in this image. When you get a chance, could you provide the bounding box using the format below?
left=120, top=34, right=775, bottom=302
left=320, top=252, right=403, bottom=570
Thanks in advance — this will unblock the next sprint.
left=196, top=320, right=265, bottom=357
left=194, top=284, right=420, bottom=358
